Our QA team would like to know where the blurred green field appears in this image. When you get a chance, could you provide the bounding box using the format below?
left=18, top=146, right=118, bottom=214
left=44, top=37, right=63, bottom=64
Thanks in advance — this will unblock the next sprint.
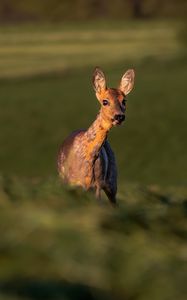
left=0, top=21, right=182, bottom=78
left=0, top=20, right=187, bottom=300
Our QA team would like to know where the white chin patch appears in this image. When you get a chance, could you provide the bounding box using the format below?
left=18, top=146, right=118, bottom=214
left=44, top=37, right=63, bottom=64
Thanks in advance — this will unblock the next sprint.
left=113, top=120, right=120, bottom=126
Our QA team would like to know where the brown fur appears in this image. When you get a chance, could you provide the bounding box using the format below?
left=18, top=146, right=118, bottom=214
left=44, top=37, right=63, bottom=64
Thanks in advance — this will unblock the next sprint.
left=58, top=67, right=135, bottom=205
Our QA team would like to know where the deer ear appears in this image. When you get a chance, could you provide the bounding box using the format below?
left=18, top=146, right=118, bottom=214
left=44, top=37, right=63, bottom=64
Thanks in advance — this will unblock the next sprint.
left=92, top=67, right=107, bottom=94
left=119, top=69, right=135, bottom=95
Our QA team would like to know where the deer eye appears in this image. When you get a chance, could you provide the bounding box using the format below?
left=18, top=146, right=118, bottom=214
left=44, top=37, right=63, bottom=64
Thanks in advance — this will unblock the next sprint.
left=103, top=99, right=109, bottom=106
left=122, top=99, right=126, bottom=105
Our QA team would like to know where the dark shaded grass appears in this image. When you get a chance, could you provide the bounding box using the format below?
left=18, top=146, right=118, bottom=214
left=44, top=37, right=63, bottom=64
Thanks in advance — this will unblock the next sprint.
left=0, top=279, right=109, bottom=300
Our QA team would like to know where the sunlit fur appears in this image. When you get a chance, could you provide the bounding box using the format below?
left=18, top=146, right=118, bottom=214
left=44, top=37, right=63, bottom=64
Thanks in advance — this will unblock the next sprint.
left=58, top=67, right=135, bottom=205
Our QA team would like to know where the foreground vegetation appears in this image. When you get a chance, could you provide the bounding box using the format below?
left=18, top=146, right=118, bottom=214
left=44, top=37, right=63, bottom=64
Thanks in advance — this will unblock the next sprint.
left=0, top=176, right=187, bottom=300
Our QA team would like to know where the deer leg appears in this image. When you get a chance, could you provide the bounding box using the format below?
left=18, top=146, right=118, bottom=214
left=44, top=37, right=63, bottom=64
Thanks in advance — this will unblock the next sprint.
left=103, top=186, right=118, bottom=207
left=95, top=185, right=105, bottom=205
left=96, top=185, right=100, bottom=199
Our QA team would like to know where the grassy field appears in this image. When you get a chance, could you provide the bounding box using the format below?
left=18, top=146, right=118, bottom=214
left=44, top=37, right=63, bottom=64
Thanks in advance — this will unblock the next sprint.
left=0, top=20, right=187, bottom=300
left=0, top=21, right=182, bottom=78
left=0, top=20, right=187, bottom=184
left=0, top=177, right=187, bottom=300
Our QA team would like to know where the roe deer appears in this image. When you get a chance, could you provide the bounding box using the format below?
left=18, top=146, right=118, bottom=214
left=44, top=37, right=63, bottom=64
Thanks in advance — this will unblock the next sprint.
left=58, top=67, right=135, bottom=206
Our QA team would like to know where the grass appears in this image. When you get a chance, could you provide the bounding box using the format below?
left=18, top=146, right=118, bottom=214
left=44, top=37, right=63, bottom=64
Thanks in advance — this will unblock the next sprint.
left=0, top=20, right=182, bottom=78
left=0, top=56, right=187, bottom=184
left=0, top=176, right=187, bottom=300
left=0, top=20, right=187, bottom=300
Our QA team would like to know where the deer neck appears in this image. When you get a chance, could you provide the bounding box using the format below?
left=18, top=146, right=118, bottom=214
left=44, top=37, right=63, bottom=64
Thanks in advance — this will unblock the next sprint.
left=84, top=110, right=112, bottom=160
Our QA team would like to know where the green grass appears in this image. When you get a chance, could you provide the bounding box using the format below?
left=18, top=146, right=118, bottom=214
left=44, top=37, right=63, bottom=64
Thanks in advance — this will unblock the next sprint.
left=0, top=20, right=182, bottom=78
left=0, top=21, right=186, bottom=185
left=0, top=176, right=187, bottom=300
left=0, top=21, right=187, bottom=300
left=0, top=57, right=187, bottom=184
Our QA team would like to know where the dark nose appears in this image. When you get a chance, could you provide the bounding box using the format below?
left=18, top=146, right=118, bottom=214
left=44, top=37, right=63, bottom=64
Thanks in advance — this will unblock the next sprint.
left=114, top=114, right=125, bottom=122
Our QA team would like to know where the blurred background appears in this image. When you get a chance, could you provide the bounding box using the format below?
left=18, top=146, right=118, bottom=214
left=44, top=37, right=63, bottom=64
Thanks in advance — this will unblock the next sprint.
left=0, top=1, right=187, bottom=300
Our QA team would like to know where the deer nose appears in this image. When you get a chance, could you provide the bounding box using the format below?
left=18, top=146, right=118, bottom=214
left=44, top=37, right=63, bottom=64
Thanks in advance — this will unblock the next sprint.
left=114, top=114, right=125, bottom=122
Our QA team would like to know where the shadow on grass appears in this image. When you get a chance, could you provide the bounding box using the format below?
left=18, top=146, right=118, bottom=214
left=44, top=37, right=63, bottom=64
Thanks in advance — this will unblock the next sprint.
left=0, top=278, right=113, bottom=300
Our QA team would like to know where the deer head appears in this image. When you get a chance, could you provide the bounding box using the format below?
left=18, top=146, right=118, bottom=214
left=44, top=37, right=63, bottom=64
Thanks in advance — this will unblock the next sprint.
left=92, top=67, right=135, bottom=126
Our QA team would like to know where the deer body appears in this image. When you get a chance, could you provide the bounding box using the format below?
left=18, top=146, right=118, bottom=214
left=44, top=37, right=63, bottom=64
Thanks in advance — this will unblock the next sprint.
left=58, top=68, right=135, bottom=205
